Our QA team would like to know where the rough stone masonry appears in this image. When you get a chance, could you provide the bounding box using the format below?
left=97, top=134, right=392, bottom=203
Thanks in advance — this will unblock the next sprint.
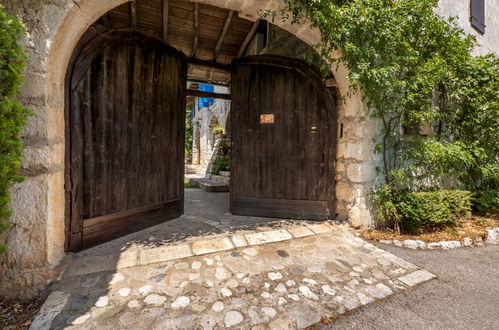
left=30, top=229, right=435, bottom=329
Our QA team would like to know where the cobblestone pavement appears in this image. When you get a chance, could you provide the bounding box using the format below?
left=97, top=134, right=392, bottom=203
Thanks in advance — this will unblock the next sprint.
left=32, top=230, right=434, bottom=329
left=30, top=190, right=434, bottom=329
left=76, top=189, right=323, bottom=258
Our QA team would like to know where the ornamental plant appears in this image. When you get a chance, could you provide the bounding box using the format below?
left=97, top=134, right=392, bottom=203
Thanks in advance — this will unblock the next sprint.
left=262, top=0, right=498, bottom=230
left=263, top=0, right=498, bottom=188
left=0, top=5, right=31, bottom=253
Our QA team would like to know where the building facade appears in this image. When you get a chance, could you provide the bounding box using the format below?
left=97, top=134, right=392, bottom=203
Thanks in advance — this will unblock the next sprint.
left=0, top=0, right=497, bottom=297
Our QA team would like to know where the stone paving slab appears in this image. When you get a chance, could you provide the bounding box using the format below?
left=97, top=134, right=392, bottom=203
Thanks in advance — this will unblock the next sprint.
left=68, top=222, right=340, bottom=276
left=32, top=229, right=434, bottom=330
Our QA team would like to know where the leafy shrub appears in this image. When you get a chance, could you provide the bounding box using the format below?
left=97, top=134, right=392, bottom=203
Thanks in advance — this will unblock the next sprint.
left=372, top=186, right=471, bottom=234
left=212, top=124, right=224, bottom=135
left=211, top=156, right=230, bottom=175
left=471, top=190, right=499, bottom=216
left=0, top=6, right=31, bottom=253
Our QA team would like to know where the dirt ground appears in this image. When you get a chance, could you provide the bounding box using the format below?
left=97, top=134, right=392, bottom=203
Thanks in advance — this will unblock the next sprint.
left=360, top=216, right=499, bottom=243
left=0, top=296, right=43, bottom=329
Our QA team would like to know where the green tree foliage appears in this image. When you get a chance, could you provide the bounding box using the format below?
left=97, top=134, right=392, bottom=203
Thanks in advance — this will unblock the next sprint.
left=0, top=5, right=31, bottom=253
left=262, top=0, right=498, bottom=229
left=185, top=106, right=193, bottom=158
left=264, top=0, right=498, bottom=191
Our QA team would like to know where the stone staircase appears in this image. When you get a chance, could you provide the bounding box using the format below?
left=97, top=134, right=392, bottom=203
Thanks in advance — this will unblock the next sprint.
left=210, top=170, right=230, bottom=185
left=189, top=177, right=229, bottom=192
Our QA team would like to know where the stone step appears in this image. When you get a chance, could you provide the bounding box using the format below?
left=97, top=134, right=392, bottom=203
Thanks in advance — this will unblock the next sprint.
left=211, top=175, right=230, bottom=185
left=185, top=165, right=198, bottom=174
left=219, top=171, right=231, bottom=177
left=190, top=178, right=229, bottom=192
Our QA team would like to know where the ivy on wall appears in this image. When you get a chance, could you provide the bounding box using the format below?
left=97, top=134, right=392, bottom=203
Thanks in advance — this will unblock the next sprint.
left=263, top=0, right=498, bottom=191
left=0, top=5, right=31, bottom=253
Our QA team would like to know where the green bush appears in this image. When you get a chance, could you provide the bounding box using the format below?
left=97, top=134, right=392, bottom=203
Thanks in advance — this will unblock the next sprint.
left=0, top=6, right=31, bottom=253
left=211, top=156, right=230, bottom=175
left=373, top=187, right=471, bottom=234
left=471, top=190, right=499, bottom=216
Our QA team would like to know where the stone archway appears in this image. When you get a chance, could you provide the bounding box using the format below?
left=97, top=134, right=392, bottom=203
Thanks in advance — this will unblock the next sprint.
left=1, top=0, right=378, bottom=297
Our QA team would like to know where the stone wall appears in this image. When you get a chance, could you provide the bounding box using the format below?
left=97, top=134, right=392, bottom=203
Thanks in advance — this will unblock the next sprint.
left=0, top=0, right=71, bottom=298
left=190, top=87, right=230, bottom=176
left=0, top=0, right=379, bottom=297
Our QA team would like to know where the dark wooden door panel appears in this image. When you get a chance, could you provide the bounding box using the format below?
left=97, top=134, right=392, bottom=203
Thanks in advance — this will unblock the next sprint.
left=67, top=31, right=187, bottom=251
left=232, top=197, right=329, bottom=220
left=230, top=55, right=336, bottom=220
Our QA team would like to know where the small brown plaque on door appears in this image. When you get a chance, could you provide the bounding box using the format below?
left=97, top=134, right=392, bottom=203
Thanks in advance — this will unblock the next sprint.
left=260, top=114, right=274, bottom=124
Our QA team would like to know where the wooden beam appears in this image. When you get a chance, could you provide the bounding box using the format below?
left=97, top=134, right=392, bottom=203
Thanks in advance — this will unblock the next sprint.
left=214, top=10, right=234, bottom=61
left=130, top=1, right=137, bottom=30
left=237, top=19, right=261, bottom=58
left=187, top=89, right=231, bottom=100
left=187, top=79, right=230, bottom=87
left=187, top=57, right=230, bottom=71
left=101, top=13, right=111, bottom=28
left=162, top=0, right=169, bottom=43
left=192, top=3, right=199, bottom=57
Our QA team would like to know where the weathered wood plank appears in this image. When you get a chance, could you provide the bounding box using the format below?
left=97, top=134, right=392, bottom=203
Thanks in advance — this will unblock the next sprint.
left=192, top=2, right=199, bottom=57
left=130, top=1, right=137, bottom=29
left=162, top=0, right=169, bottom=42
left=214, top=10, right=233, bottom=61
left=237, top=19, right=260, bottom=58
left=186, top=89, right=231, bottom=100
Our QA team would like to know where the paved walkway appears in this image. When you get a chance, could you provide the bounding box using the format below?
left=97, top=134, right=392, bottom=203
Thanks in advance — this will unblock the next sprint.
left=31, top=190, right=435, bottom=329
left=318, top=244, right=499, bottom=330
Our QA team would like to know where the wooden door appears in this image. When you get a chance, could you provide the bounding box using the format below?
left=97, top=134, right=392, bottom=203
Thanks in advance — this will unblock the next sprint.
left=230, top=56, right=336, bottom=220
left=66, top=31, right=187, bottom=251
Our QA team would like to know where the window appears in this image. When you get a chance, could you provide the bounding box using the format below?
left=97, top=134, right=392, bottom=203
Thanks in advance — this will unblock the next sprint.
left=470, top=0, right=486, bottom=34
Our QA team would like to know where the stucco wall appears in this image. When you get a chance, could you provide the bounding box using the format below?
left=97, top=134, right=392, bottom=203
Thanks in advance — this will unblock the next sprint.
left=0, top=0, right=379, bottom=297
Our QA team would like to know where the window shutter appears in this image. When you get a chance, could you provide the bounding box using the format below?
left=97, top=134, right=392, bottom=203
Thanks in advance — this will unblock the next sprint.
left=471, top=0, right=486, bottom=34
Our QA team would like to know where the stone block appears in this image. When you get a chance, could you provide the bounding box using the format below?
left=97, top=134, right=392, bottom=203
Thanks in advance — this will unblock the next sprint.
left=335, top=181, right=355, bottom=203
left=7, top=173, right=62, bottom=269
left=364, top=283, right=393, bottom=299
left=245, top=230, right=293, bottom=245
left=287, top=226, right=315, bottom=238
left=220, top=0, right=247, bottom=12
left=116, top=249, right=139, bottom=269
left=398, top=270, right=435, bottom=287
left=462, top=237, right=473, bottom=247
left=66, top=255, right=117, bottom=276
left=347, top=163, right=376, bottom=183
left=348, top=197, right=373, bottom=229
left=29, top=291, right=70, bottom=330
left=337, top=141, right=370, bottom=161
left=139, top=244, right=193, bottom=265
left=45, top=170, right=65, bottom=266
left=192, top=238, right=233, bottom=255
left=486, top=229, right=498, bottom=242
left=427, top=242, right=442, bottom=250
left=22, top=142, right=64, bottom=171
left=415, top=240, right=427, bottom=249
left=20, top=71, right=47, bottom=99
left=439, top=241, right=461, bottom=249
left=231, top=235, right=248, bottom=247
left=403, top=240, right=418, bottom=249
left=306, top=223, right=332, bottom=234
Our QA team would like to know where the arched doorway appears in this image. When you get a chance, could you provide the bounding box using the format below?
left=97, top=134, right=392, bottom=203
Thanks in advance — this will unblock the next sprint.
left=64, top=0, right=338, bottom=251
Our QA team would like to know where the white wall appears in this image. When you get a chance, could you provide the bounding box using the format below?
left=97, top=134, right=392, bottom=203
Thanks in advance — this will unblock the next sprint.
left=437, top=0, right=499, bottom=55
